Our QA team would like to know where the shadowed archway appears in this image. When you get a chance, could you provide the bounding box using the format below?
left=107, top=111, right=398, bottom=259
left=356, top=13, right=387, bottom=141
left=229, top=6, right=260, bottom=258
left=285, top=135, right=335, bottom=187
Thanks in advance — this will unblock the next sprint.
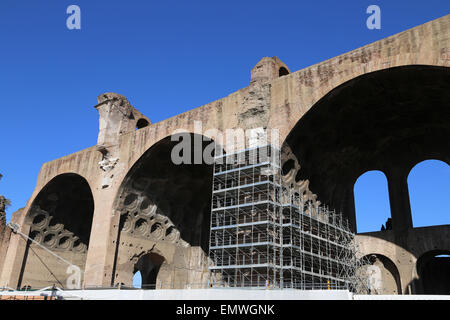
left=359, top=254, right=402, bottom=294
left=133, top=252, right=165, bottom=289
left=282, top=65, right=450, bottom=232
left=414, top=250, right=450, bottom=294
left=18, top=173, right=94, bottom=289
left=112, top=133, right=219, bottom=288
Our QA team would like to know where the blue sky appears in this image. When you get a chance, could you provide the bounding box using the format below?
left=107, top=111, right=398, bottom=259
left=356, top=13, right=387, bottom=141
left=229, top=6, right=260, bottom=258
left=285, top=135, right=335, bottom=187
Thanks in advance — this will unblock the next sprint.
left=0, top=1, right=449, bottom=234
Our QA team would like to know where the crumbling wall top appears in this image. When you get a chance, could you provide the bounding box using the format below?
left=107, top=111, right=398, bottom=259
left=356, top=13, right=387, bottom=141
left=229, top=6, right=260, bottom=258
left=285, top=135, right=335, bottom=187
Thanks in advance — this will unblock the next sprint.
left=94, top=92, right=151, bottom=148
left=250, top=56, right=290, bottom=84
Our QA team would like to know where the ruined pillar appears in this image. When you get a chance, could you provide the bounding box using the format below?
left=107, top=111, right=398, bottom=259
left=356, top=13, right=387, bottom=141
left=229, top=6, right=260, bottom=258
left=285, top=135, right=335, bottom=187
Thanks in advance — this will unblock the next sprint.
left=0, top=196, right=12, bottom=275
left=343, top=186, right=357, bottom=233
left=386, top=167, right=413, bottom=231
left=83, top=93, right=151, bottom=287
left=0, top=209, right=27, bottom=289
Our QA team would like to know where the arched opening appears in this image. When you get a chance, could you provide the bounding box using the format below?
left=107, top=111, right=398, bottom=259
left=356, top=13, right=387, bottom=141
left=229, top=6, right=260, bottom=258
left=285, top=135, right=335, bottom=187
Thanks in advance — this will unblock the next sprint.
left=416, top=250, right=450, bottom=294
left=112, top=134, right=220, bottom=288
left=136, top=118, right=149, bottom=130
left=407, top=160, right=450, bottom=228
left=133, top=252, right=165, bottom=289
left=18, top=173, right=94, bottom=289
left=354, top=171, right=391, bottom=233
left=283, top=65, right=450, bottom=232
left=358, top=254, right=402, bottom=294
left=279, top=67, right=289, bottom=77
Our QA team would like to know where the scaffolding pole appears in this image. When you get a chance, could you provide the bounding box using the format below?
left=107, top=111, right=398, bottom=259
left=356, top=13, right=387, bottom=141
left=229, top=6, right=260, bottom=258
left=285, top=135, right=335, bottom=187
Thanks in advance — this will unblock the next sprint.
left=208, top=142, right=369, bottom=293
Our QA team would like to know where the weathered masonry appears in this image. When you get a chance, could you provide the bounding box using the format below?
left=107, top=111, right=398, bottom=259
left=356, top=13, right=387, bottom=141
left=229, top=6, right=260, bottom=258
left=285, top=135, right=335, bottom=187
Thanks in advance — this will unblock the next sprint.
left=0, top=15, right=449, bottom=294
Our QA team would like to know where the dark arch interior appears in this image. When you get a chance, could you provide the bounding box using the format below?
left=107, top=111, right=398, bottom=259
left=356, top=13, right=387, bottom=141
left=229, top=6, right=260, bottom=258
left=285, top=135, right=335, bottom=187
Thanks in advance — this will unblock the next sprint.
left=279, top=67, right=289, bottom=77
left=18, top=173, right=94, bottom=289
left=117, top=134, right=215, bottom=253
left=28, top=173, right=94, bottom=246
left=136, top=118, right=149, bottom=129
left=284, top=65, right=450, bottom=226
left=133, top=252, right=165, bottom=289
left=416, top=250, right=450, bottom=294
left=282, top=159, right=295, bottom=175
left=363, top=254, right=402, bottom=293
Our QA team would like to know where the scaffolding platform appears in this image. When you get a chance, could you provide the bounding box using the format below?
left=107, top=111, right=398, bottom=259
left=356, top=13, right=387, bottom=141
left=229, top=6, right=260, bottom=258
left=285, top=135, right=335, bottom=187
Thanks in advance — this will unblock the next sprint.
left=209, top=144, right=368, bottom=292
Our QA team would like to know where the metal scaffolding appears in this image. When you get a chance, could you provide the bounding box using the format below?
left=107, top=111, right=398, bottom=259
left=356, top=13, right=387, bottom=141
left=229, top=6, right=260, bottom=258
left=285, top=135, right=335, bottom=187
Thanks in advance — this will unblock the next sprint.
left=280, top=190, right=368, bottom=291
left=209, top=144, right=283, bottom=288
left=208, top=143, right=369, bottom=292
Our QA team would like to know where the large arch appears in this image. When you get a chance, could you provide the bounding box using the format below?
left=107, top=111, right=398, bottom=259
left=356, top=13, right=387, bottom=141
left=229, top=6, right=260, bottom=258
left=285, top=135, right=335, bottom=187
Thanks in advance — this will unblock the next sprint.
left=133, top=252, right=165, bottom=289
left=111, top=133, right=217, bottom=289
left=358, top=253, right=402, bottom=295
left=18, top=173, right=94, bottom=289
left=414, top=250, right=450, bottom=294
left=282, top=65, right=450, bottom=232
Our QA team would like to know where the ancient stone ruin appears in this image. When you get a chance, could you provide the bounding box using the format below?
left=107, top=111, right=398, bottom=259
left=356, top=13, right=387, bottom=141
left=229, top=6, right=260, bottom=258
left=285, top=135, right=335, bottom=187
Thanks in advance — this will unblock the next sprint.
left=0, top=15, right=449, bottom=294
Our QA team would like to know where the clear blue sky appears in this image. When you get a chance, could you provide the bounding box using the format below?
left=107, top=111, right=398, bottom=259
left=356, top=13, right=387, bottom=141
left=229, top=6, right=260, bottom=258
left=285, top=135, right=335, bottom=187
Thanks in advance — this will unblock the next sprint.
left=0, top=1, right=449, bottom=234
